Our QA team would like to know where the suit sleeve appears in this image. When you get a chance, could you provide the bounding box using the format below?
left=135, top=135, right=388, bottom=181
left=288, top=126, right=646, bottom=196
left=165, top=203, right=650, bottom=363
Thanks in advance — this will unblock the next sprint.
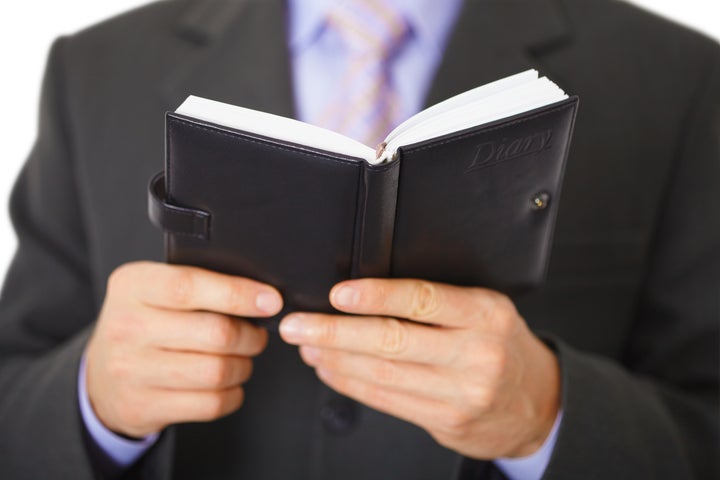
left=0, top=37, right=176, bottom=480
left=0, top=36, right=104, bottom=479
left=541, top=51, right=720, bottom=480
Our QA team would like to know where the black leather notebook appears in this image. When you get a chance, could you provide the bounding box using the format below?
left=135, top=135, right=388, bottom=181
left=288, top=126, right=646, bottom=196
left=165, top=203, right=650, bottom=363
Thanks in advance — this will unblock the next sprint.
left=149, top=70, right=579, bottom=323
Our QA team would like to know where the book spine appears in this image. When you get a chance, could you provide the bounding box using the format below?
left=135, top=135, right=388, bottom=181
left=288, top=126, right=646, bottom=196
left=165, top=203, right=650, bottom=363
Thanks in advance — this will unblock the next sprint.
left=350, top=160, right=401, bottom=278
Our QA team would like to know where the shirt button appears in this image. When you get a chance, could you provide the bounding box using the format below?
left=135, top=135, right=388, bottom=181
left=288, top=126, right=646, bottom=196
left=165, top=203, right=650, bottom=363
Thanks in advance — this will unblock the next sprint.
left=320, top=397, right=358, bottom=434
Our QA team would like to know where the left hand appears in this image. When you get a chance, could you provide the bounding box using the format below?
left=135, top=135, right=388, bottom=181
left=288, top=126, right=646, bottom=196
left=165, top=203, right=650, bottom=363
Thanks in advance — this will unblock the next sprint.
left=279, top=278, right=560, bottom=459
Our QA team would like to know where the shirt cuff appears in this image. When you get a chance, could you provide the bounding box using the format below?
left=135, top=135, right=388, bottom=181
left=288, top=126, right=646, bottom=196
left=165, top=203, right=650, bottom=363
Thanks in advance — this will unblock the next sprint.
left=78, top=353, right=160, bottom=468
left=493, top=409, right=563, bottom=480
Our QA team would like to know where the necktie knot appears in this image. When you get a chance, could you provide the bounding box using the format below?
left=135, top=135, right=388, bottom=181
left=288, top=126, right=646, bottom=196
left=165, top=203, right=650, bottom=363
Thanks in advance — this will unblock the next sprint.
left=328, top=0, right=408, bottom=59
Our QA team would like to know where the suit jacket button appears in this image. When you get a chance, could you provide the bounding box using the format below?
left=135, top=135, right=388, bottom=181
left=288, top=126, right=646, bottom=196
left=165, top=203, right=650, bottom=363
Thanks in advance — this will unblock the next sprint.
left=320, top=397, right=358, bottom=434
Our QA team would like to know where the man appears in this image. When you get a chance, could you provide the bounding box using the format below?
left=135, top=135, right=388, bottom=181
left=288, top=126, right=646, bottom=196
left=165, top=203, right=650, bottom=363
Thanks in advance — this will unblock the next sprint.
left=0, top=0, right=717, bottom=479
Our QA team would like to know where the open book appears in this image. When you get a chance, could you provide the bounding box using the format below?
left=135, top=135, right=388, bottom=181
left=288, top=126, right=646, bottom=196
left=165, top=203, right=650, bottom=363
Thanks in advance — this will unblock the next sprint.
left=149, top=70, right=579, bottom=325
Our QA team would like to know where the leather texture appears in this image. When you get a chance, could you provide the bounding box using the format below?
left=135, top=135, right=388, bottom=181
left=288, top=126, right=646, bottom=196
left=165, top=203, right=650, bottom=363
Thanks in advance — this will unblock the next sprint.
left=152, top=97, right=578, bottom=322
left=163, top=113, right=364, bottom=326
left=352, top=159, right=400, bottom=278
left=148, top=171, right=210, bottom=240
left=393, top=97, right=579, bottom=292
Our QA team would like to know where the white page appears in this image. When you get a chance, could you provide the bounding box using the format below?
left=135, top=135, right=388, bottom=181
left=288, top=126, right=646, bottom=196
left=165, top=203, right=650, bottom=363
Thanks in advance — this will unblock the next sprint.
left=176, top=96, right=375, bottom=162
left=176, top=71, right=567, bottom=165
left=383, top=78, right=567, bottom=155
left=384, top=69, right=540, bottom=143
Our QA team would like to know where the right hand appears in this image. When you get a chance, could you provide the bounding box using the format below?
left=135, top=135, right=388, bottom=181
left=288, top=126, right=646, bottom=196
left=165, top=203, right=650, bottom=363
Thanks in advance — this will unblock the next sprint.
left=85, top=261, right=283, bottom=438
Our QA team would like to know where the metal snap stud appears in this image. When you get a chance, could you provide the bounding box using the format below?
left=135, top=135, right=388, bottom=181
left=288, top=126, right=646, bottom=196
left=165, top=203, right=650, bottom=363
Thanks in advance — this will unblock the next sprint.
left=531, top=192, right=550, bottom=210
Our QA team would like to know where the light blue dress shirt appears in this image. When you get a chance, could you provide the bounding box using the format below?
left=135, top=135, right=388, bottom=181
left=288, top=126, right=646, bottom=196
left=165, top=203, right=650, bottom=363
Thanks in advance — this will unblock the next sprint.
left=79, top=1, right=562, bottom=478
left=288, top=0, right=461, bottom=134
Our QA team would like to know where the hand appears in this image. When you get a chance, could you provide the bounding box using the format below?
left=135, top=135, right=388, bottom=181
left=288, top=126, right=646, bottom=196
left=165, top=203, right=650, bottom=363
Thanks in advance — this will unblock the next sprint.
left=279, top=279, right=559, bottom=459
left=85, top=262, right=283, bottom=438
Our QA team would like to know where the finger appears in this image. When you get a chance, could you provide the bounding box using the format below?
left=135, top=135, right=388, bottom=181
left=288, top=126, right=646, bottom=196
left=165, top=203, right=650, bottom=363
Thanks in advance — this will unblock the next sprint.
left=280, top=313, right=458, bottom=366
left=315, top=368, right=447, bottom=435
left=142, top=309, right=268, bottom=356
left=146, top=386, right=245, bottom=427
left=114, top=262, right=283, bottom=316
left=329, top=278, right=500, bottom=327
left=299, top=346, right=457, bottom=403
left=136, top=349, right=253, bottom=390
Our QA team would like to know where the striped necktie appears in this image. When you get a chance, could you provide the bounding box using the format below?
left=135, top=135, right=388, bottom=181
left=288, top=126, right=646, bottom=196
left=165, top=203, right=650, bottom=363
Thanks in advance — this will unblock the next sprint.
left=314, top=0, right=409, bottom=147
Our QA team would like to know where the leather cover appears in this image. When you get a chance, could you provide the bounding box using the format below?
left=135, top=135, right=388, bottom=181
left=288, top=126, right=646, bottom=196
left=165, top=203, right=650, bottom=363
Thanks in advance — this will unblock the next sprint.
left=392, top=98, right=579, bottom=292
left=150, top=97, right=578, bottom=324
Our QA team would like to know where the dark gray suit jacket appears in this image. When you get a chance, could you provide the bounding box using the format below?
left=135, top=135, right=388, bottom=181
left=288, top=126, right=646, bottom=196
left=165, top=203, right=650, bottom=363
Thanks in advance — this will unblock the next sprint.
left=0, top=0, right=718, bottom=479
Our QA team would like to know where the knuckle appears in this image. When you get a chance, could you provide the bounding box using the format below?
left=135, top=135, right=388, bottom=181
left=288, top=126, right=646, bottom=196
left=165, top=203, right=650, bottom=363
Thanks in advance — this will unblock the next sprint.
left=362, top=382, right=388, bottom=409
left=486, top=346, right=509, bottom=380
left=204, top=388, right=244, bottom=419
left=486, top=294, right=518, bottom=335
left=104, top=313, right=134, bottom=343
left=202, top=357, right=233, bottom=387
left=377, top=318, right=408, bottom=356
left=410, top=281, right=440, bottom=319
left=461, top=380, right=495, bottom=413
left=493, top=320, right=513, bottom=340
left=166, top=362, right=188, bottom=386
left=478, top=388, right=498, bottom=411
left=472, top=385, right=497, bottom=412
left=223, top=281, right=246, bottom=314
left=442, top=408, right=473, bottom=437
left=207, top=315, right=238, bottom=350
left=368, top=281, right=390, bottom=311
left=109, top=262, right=160, bottom=297
left=106, top=267, right=139, bottom=304
left=106, top=354, right=132, bottom=381
left=203, top=392, right=228, bottom=418
left=237, top=359, right=254, bottom=384
left=428, top=431, right=453, bottom=450
left=237, top=322, right=267, bottom=356
left=312, top=349, right=332, bottom=369
left=168, top=269, right=195, bottom=307
left=107, top=263, right=136, bottom=291
left=462, top=347, right=487, bottom=371
left=247, top=327, right=269, bottom=356
left=106, top=269, right=125, bottom=294
left=232, top=387, right=245, bottom=410
left=466, top=343, right=508, bottom=382
left=318, top=317, right=339, bottom=345
left=372, top=358, right=399, bottom=385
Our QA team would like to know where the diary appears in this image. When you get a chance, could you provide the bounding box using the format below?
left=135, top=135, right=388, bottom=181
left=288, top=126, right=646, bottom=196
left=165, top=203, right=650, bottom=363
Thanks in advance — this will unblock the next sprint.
left=149, top=70, right=578, bottom=321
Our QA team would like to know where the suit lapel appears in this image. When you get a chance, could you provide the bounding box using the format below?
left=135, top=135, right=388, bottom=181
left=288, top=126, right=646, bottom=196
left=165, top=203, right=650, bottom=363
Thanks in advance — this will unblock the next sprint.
left=425, top=0, right=572, bottom=107
left=162, top=0, right=295, bottom=118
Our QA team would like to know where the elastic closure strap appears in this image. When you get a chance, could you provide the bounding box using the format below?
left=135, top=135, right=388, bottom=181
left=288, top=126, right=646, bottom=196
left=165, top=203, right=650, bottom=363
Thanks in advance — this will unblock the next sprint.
left=148, top=172, right=210, bottom=239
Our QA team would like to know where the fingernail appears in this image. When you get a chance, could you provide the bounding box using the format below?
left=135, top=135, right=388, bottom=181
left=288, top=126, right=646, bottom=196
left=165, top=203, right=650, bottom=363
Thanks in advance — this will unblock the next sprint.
left=280, top=314, right=305, bottom=341
left=256, top=291, right=281, bottom=314
left=301, top=346, right=321, bottom=364
left=333, top=285, right=360, bottom=307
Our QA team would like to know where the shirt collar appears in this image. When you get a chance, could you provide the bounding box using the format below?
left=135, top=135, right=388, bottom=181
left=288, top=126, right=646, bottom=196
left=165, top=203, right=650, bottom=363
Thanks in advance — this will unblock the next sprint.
left=287, top=0, right=333, bottom=52
left=287, top=0, right=464, bottom=54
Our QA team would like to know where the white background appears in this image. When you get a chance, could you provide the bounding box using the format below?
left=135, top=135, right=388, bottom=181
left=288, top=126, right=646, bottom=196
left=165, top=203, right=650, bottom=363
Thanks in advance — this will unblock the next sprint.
left=0, top=1, right=718, bottom=280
